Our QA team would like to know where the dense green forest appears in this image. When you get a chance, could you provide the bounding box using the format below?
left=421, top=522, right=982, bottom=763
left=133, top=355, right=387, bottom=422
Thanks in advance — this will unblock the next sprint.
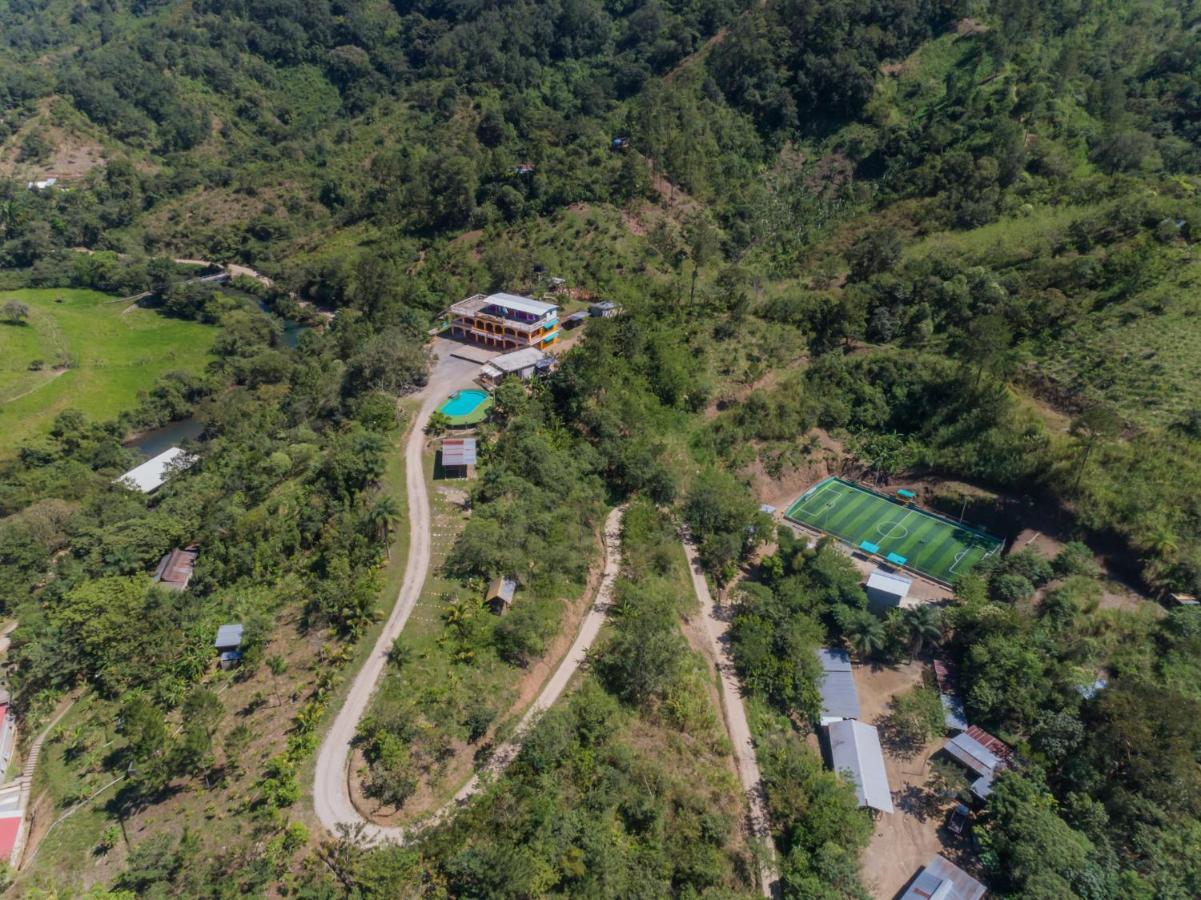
left=1, top=0, right=1201, bottom=895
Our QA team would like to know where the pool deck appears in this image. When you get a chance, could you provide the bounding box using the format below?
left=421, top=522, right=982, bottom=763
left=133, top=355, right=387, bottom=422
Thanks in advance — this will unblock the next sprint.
left=438, top=391, right=493, bottom=426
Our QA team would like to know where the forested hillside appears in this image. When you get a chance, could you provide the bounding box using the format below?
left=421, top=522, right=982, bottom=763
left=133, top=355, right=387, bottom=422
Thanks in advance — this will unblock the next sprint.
left=1, top=0, right=1200, bottom=895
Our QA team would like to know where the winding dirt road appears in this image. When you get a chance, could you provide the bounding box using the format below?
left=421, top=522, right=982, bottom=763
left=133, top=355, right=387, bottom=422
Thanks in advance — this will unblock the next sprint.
left=682, top=536, right=780, bottom=899
left=312, top=347, right=477, bottom=842
left=313, top=342, right=626, bottom=843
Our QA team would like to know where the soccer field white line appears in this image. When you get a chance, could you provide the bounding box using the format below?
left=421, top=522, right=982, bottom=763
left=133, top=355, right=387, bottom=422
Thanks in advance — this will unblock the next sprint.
left=947, top=546, right=976, bottom=575
left=792, top=481, right=843, bottom=517
left=875, top=507, right=916, bottom=541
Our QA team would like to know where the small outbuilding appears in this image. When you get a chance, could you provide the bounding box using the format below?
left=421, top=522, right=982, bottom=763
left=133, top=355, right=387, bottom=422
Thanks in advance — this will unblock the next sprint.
left=115, top=447, right=196, bottom=494
left=900, top=854, right=987, bottom=900
left=479, top=347, right=550, bottom=385
left=816, top=648, right=861, bottom=725
left=589, top=300, right=619, bottom=318
left=940, top=725, right=1012, bottom=802
left=865, top=568, right=912, bottom=611
left=825, top=718, right=893, bottom=814
left=932, top=657, right=969, bottom=732
left=214, top=623, right=244, bottom=668
left=485, top=577, right=518, bottom=615
left=153, top=545, right=199, bottom=591
left=440, top=437, right=477, bottom=479
left=563, top=310, right=589, bottom=329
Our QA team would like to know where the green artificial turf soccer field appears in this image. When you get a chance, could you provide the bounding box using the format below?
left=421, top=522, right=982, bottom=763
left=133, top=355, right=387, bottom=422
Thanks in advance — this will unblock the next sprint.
left=785, top=477, right=1002, bottom=583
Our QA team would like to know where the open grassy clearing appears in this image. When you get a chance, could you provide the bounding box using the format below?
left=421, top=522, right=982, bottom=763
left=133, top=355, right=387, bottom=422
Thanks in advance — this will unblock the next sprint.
left=0, top=288, right=215, bottom=455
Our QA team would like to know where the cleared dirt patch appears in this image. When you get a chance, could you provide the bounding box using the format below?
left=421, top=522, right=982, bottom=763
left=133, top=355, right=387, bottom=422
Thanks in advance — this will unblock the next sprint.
left=855, top=661, right=965, bottom=899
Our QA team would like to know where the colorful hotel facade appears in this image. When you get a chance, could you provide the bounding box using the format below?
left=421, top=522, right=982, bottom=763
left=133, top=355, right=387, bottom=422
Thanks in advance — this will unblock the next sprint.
left=446, top=292, right=560, bottom=351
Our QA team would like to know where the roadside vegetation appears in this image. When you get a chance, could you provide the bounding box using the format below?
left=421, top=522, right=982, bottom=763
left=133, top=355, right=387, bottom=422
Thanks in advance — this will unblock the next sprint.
left=0, top=0, right=1200, bottom=895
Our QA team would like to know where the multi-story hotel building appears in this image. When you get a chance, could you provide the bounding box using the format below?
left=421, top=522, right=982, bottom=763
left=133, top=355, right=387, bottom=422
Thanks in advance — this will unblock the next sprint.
left=446, top=292, right=560, bottom=351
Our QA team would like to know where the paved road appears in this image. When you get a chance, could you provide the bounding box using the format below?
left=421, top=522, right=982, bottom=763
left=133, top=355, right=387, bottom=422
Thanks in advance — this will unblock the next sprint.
left=682, top=536, right=780, bottom=899
left=312, top=344, right=626, bottom=844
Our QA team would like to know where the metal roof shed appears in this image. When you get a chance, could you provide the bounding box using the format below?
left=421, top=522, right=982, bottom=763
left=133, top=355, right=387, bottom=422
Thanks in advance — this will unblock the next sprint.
left=866, top=568, right=912, bottom=610
left=153, top=546, right=199, bottom=591
left=943, top=732, right=1000, bottom=777
left=826, top=719, right=893, bottom=813
left=214, top=623, right=244, bottom=651
left=816, top=648, right=860, bottom=724
left=441, top=438, right=477, bottom=468
left=900, top=854, right=987, bottom=900
left=114, top=447, right=195, bottom=493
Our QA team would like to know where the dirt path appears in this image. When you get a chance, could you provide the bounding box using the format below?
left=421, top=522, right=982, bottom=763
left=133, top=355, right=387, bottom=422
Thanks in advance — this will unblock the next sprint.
left=0, top=370, right=66, bottom=405
left=445, top=505, right=624, bottom=806
left=313, top=345, right=627, bottom=846
left=681, top=536, right=779, bottom=899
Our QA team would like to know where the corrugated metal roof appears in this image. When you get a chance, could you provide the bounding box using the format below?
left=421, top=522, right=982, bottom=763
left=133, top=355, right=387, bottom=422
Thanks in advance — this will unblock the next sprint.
left=214, top=623, right=244, bottom=649
left=940, top=692, right=969, bottom=732
left=487, top=577, right=517, bottom=604
left=943, top=732, right=999, bottom=776
left=827, top=719, right=893, bottom=813
left=867, top=568, right=912, bottom=598
left=153, top=547, right=198, bottom=589
left=900, top=855, right=986, bottom=900
left=965, top=725, right=1012, bottom=765
left=817, top=648, right=853, bottom=671
left=489, top=347, right=548, bottom=373
left=442, top=438, right=477, bottom=467
left=487, top=292, right=557, bottom=316
left=115, top=447, right=195, bottom=493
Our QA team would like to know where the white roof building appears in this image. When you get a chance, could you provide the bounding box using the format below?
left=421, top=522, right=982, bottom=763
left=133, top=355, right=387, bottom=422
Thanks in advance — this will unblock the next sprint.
left=480, top=347, right=550, bottom=383
left=866, top=568, right=913, bottom=610
left=826, top=718, right=893, bottom=813
left=485, top=292, right=557, bottom=317
left=114, top=447, right=195, bottom=493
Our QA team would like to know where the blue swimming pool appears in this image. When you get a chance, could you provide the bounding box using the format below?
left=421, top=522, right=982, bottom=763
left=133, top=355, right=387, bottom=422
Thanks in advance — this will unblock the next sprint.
left=439, top=389, right=490, bottom=418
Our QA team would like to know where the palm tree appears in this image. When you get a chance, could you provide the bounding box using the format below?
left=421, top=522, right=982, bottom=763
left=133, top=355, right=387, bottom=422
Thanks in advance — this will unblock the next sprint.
left=368, top=495, right=401, bottom=558
left=846, top=614, right=886, bottom=659
left=904, top=605, right=943, bottom=658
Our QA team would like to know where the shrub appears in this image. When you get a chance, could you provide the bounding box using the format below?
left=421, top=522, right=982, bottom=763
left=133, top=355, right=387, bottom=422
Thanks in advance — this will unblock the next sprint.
left=991, top=573, right=1035, bottom=603
left=1052, top=541, right=1099, bottom=578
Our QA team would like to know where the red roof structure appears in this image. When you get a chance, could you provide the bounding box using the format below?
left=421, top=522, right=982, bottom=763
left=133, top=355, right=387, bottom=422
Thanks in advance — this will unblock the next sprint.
left=932, top=658, right=956, bottom=694
left=0, top=815, right=21, bottom=862
left=965, top=725, right=1013, bottom=765
left=153, top=545, right=199, bottom=590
